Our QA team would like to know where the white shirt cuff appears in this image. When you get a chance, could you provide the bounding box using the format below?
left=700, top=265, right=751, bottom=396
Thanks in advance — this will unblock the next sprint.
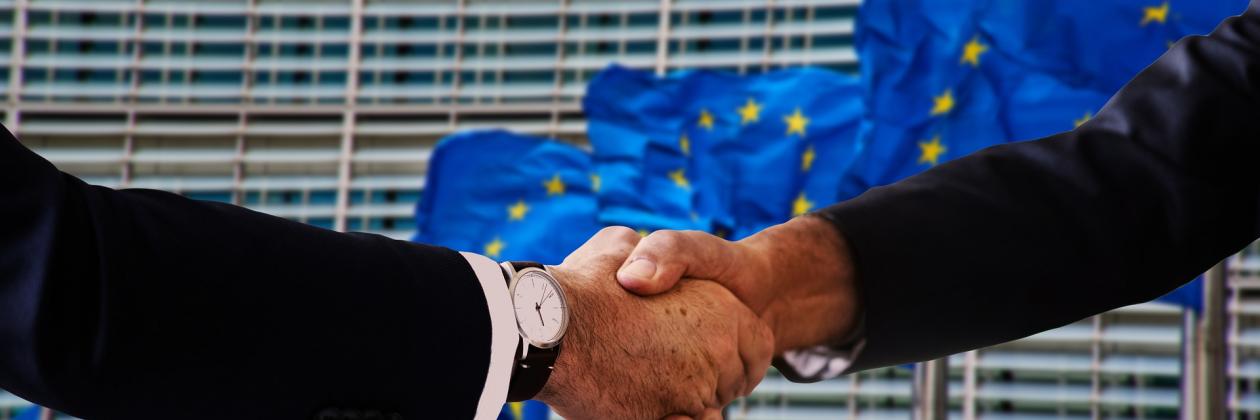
left=461, top=252, right=518, bottom=420
left=779, top=339, right=866, bottom=382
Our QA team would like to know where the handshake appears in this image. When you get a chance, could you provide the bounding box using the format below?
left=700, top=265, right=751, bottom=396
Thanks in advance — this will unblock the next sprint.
left=530, top=216, right=861, bottom=420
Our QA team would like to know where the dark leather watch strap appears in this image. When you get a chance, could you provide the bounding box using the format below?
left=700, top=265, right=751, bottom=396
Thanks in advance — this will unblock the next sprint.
left=503, top=261, right=560, bottom=402
left=508, top=261, right=545, bottom=271
left=506, top=344, right=558, bottom=401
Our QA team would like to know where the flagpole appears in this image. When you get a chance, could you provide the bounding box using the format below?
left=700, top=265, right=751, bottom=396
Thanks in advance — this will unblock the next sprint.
left=914, top=358, right=948, bottom=420
left=1197, top=262, right=1227, bottom=420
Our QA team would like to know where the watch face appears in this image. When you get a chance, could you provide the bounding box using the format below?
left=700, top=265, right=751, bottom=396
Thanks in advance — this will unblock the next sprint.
left=511, top=268, right=569, bottom=348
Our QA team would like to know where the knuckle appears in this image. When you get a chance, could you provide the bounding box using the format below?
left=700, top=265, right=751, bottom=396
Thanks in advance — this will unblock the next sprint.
left=600, top=226, right=639, bottom=243
left=645, top=230, right=683, bottom=250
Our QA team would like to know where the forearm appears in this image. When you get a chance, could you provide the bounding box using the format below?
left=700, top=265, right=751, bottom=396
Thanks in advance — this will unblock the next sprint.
left=0, top=129, right=496, bottom=417
left=738, top=216, right=859, bottom=353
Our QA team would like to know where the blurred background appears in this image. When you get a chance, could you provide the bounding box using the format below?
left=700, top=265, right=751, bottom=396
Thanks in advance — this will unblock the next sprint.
left=2, top=0, right=1259, bottom=419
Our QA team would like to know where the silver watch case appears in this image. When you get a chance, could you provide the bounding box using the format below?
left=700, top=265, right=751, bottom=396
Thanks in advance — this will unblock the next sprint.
left=503, top=264, right=570, bottom=349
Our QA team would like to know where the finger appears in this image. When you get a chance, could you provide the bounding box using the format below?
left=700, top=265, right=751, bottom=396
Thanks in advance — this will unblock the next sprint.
left=736, top=307, right=775, bottom=397
left=662, top=415, right=692, bottom=420
left=715, top=344, right=746, bottom=408
left=700, top=408, right=724, bottom=420
left=565, top=226, right=641, bottom=264
left=616, top=230, right=739, bottom=295
left=698, top=284, right=752, bottom=407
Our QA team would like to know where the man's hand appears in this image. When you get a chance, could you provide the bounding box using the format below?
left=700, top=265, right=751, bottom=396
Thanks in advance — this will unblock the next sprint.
left=535, top=227, right=775, bottom=420
left=614, top=216, right=860, bottom=354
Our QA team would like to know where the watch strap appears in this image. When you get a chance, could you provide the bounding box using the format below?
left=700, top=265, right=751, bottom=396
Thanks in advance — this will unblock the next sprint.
left=506, top=342, right=558, bottom=401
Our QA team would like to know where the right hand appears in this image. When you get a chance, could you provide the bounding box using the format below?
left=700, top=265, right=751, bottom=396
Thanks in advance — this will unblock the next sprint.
left=614, top=216, right=861, bottom=354
left=537, top=227, right=775, bottom=420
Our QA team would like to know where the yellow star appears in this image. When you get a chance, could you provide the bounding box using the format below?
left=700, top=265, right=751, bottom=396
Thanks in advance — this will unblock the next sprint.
left=698, top=109, right=715, bottom=130
left=918, top=135, right=947, bottom=166
left=801, top=145, right=816, bottom=171
left=737, top=97, right=762, bottom=125
left=784, top=108, right=809, bottom=136
left=668, top=168, right=690, bottom=189
left=590, top=173, right=601, bottom=192
left=637, top=229, right=649, bottom=237
left=792, top=192, right=814, bottom=217
left=680, top=134, right=691, bottom=156
left=1141, top=2, right=1169, bottom=26
left=543, top=174, right=565, bottom=196
left=507, top=199, right=530, bottom=221
left=484, top=237, right=505, bottom=259
left=930, top=89, right=954, bottom=116
left=510, top=403, right=524, bottom=419
left=960, top=36, right=989, bottom=67
left=1074, top=111, right=1093, bottom=128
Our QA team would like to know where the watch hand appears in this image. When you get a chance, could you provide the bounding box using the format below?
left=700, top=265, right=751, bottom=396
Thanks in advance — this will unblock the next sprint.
left=536, top=303, right=545, bottom=326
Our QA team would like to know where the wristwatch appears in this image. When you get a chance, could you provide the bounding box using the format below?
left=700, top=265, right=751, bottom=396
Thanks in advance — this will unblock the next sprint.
left=500, top=261, right=570, bottom=402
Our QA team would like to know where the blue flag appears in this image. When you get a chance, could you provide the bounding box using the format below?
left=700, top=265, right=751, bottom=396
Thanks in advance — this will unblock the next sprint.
left=1159, top=276, right=1205, bottom=312
left=846, top=0, right=1238, bottom=309
left=585, top=65, right=864, bottom=238
left=583, top=66, right=727, bottom=233
left=842, top=0, right=1244, bottom=201
left=413, top=130, right=602, bottom=265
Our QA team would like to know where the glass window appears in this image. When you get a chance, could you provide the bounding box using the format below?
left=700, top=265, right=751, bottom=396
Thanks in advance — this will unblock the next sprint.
left=52, top=68, right=123, bottom=84
left=190, top=70, right=242, bottom=84
left=322, top=44, right=350, bottom=57
left=503, top=70, right=554, bottom=84
left=626, top=41, right=655, bottom=54
left=193, top=15, right=247, bottom=30
left=504, top=43, right=557, bottom=57
left=813, top=34, right=853, bottom=48
left=815, top=6, right=857, bottom=20
left=192, top=43, right=245, bottom=56
left=382, top=16, right=440, bottom=30
left=319, top=72, right=347, bottom=86
left=506, top=15, right=557, bottom=30
left=627, top=13, right=657, bottom=27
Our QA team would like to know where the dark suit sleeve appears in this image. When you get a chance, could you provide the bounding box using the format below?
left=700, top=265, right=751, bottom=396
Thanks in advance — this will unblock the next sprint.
left=819, top=2, right=1260, bottom=372
left=0, top=127, right=494, bottom=418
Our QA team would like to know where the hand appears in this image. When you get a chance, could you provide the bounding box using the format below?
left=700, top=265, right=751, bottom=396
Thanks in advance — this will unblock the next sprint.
left=535, top=227, right=775, bottom=420
left=615, top=216, right=860, bottom=354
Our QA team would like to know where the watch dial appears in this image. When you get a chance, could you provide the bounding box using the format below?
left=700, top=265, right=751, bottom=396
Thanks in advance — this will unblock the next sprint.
left=512, top=270, right=567, bottom=345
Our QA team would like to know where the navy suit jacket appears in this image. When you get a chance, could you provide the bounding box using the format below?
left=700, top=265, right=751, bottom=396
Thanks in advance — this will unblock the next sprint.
left=0, top=129, right=493, bottom=417
left=821, top=1, right=1260, bottom=372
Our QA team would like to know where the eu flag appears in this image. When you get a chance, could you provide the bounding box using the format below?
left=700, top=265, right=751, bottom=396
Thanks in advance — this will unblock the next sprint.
left=413, top=130, right=602, bottom=265
left=841, top=0, right=1244, bottom=202
left=585, top=65, right=864, bottom=238
left=583, top=66, right=729, bottom=233
left=846, top=0, right=1239, bottom=309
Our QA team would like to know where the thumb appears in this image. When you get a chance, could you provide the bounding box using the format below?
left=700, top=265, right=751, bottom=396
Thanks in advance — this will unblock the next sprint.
left=616, top=230, right=740, bottom=296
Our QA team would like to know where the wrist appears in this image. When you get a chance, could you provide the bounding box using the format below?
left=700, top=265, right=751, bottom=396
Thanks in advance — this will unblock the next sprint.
left=739, top=215, right=860, bottom=352
left=532, top=266, right=592, bottom=407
